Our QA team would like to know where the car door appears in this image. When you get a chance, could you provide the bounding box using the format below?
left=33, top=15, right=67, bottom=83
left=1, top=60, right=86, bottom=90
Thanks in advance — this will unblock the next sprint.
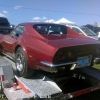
left=1, top=25, right=25, bottom=53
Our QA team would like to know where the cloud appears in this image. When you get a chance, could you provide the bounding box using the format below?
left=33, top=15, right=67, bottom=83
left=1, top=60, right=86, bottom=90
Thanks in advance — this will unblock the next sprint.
left=32, top=17, right=47, bottom=21
left=0, top=13, right=6, bottom=17
left=42, top=17, right=47, bottom=20
left=45, top=19, right=55, bottom=23
left=2, top=10, right=8, bottom=14
left=14, top=6, right=22, bottom=9
left=32, top=17, right=41, bottom=21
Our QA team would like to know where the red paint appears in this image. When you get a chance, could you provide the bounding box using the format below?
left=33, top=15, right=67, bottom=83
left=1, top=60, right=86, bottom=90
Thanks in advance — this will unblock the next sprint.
left=65, top=86, right=100, bottom=98
left=1, top=75, right=4, bottom=81
left=73, top=88, right=91, bottom=97
left=17, top=79, right=31, bottom=93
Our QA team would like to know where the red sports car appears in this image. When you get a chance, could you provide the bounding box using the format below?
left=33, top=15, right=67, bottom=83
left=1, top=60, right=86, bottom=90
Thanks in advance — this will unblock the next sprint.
left=0, top=22, right=100, bottom=77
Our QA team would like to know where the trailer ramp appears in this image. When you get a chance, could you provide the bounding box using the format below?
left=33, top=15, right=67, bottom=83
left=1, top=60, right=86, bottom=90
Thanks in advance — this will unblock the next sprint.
left=15, top=72, right=62, bottom=99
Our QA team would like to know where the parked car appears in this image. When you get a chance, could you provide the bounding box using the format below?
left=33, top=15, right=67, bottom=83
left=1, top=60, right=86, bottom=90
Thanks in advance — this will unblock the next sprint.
left=0, top=22, right=100, bottom=78
left=0, top=17, right=13, bottom=34
left=68, top=25, right=99, bottom=40
left=83, top=24, right=100, bottom=35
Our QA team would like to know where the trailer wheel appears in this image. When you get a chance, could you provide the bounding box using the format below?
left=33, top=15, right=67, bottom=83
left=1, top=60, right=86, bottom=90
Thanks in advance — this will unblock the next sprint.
left=15, top=47, right=34, bottom=78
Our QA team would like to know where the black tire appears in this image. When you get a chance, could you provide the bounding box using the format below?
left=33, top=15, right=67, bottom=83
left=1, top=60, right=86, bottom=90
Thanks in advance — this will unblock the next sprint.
left=15, top=47, right=33, bottom=78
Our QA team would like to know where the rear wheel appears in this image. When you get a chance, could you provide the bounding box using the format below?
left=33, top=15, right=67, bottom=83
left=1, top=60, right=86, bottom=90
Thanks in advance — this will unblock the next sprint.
left=15, top=47, right=33, bottom=78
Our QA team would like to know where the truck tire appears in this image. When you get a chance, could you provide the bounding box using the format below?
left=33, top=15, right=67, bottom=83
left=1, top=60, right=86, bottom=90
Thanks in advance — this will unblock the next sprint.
left=15, top=47, right=33, bottom=78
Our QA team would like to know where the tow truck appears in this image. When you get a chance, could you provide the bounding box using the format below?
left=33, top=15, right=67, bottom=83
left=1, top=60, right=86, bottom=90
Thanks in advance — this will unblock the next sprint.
left=0, top=55, right=100, bottom=100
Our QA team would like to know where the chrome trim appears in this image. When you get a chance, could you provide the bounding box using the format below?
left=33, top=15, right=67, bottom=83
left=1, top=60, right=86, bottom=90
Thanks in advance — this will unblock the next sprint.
left=40, top=61, right=77, bottom=67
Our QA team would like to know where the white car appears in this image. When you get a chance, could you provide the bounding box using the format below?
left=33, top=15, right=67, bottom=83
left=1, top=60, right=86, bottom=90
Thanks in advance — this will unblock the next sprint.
left=68, top=25, right=99, bottom=40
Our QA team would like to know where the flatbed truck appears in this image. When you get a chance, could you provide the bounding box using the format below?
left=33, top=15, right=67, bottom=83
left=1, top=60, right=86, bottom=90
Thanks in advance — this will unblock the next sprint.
left=0, top=56, right=100, bottom=100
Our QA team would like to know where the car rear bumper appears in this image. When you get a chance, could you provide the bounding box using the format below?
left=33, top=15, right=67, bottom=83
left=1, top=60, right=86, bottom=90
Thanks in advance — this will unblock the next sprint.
left=40, top=61, right=77, bottom=72
left=40, top=61, right=77, bottom=67
left=40, top=57, right=100, bottom=73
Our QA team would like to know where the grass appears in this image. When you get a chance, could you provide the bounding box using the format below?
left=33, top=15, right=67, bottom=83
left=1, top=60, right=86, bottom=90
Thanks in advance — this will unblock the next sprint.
left=93, top=63, right=100, bottom=69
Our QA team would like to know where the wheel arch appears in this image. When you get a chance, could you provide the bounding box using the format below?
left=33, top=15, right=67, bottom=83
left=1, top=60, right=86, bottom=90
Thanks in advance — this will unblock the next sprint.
left=15, top=45, right=35, bottom=69
left=15, top=45, right=28, bottom=58
left=15, top=45, right=34, bottom=77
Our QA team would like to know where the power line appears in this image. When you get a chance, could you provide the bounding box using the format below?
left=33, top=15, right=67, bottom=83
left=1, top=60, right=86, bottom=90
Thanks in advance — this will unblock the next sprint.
left=0, top=4, right=100, bottom=16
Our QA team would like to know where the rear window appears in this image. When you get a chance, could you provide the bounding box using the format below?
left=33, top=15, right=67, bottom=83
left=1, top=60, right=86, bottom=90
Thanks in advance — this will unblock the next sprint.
left=0, top=17, right=10, bottom=26
left=33, top=24, right=67, bottom=34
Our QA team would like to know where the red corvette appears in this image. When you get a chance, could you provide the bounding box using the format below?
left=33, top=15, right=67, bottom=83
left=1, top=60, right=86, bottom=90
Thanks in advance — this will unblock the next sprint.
left=0, top=22, right=100, bottom=77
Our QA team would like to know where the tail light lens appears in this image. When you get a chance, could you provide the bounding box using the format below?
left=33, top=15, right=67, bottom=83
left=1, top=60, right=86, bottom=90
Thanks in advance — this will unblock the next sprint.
left=56, top=51, right=74, bottom=62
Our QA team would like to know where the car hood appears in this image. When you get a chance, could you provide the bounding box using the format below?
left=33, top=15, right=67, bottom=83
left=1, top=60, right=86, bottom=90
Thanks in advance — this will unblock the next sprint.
left=44, top=34, right=100, bottom=48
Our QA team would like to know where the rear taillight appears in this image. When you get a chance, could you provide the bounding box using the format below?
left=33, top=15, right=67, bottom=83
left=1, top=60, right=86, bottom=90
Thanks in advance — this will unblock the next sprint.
left=56, top=51, right=73, bottom=61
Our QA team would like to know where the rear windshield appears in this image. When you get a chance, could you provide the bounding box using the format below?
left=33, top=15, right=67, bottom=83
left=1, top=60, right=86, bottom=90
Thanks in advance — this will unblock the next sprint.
left=0, top=17, right=10, bottom=26
left=33, top=24, right=67, bottom=34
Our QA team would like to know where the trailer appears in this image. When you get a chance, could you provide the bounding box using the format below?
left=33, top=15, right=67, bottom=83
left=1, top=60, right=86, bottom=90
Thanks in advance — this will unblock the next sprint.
left=0, top=56, right=100, bottom=100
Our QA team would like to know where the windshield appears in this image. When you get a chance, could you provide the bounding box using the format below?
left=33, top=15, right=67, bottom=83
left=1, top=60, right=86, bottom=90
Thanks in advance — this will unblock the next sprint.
left=33, top=24, right=67, bottom=34
left=71, top=27, right=83, bottom=34
left=81, top=27, right=97, bottom=36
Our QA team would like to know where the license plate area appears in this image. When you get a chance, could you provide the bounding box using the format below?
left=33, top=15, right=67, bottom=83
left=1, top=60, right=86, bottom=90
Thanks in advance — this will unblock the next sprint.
left=77, top=56, right=92, bottom=67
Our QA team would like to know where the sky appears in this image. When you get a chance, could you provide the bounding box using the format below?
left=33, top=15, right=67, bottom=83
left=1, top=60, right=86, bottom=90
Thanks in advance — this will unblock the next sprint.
left=0, top=0, right=100, bottom=25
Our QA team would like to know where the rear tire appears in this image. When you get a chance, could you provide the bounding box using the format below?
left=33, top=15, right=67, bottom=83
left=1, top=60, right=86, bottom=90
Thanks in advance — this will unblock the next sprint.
left=15, top=47, right=33, bottom=78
